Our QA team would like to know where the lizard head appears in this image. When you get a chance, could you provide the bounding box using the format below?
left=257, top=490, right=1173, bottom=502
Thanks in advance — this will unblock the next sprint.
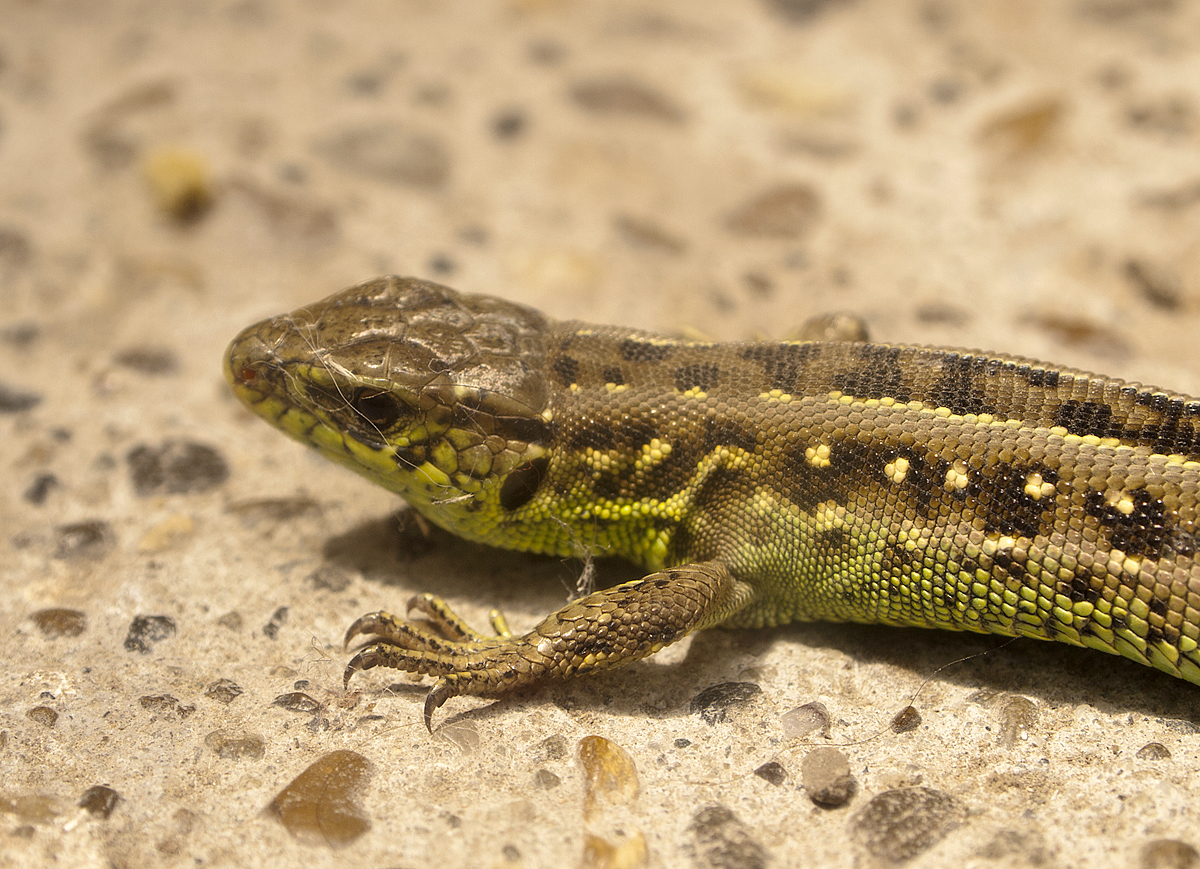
left=225, top=276, right=555, bottom=535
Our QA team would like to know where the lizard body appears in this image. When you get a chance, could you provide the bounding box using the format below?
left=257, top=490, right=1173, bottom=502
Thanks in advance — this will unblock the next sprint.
left=226, top=276, right=1200, bottom=728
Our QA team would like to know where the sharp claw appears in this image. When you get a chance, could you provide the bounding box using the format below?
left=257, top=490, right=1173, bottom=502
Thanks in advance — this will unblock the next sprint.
left=343, top=611, right=383, bottom=649
left=424, top=679, right=455, bottom=732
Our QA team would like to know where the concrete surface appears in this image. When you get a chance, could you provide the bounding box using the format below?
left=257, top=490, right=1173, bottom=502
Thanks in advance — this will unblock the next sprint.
left=3, top=1, right=1200, bottom=867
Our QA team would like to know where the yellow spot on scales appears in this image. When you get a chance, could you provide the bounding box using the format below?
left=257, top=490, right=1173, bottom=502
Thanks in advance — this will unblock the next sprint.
left=945, top=461, right=970, bottom=491
left=806, top=443, right=832, bottom=468
left=759, top=388, right=794, bottom=404
left=885, top=456, right=909, bottom=485
left=1024, top=472, right=1056, bottom=500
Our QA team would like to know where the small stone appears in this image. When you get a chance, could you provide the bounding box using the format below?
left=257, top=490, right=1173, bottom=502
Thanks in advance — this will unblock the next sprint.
left=113, top=346, right=179, bottom=375
left=1137, top=742, right=1172, bottom=761
left=1141, top=839, right=1199, bottom=869
left=26, top=706, right=58, bottom=727
left=137, top=514, right=195, bottom=553
left=891, top=705, right=922, bottom=733
left=684, top=806, right=768, bottom=869
left=272, top=692, right=321, bottom=714
left=78, top=785, right=120, bottom=819
left=800, top=747, right=856, bottom=807
left=124, top=615, right=176, bottom=653
left=31, top=608, right=86, bottom=638
left=204, top=679, right=244, bottom=704
left=23, top=473, right=58, bottom=505
left=579, top=735, right=639, bottom=817
left=266, top=750, right=373, bottom=847
left=581, top=831, right=648, bottom=869
left=998, top=696, right=1038, bottom=747
left=533, top=769, right=561, bottom=789
left=753, top=761, right=787, bottom=786
left=127, top=441, right=229, bottom=495
left=0, top=383, right=41, bottom=413
left=306, top=565, right=351, bottom=592
left=217, top=611, right=244, bottom=631
left=851, top=787, right=968, bottom=863
left=262, top=606, right=289, bottom=639
left=781, top=701, right=830, bottom=739
left=532, top=734, right=569, bottom=763
left=54, top=521, right=114, bottom=561
left=142, top=146, right=214, bottom=222
left=139, top=695, right=195, bottom=720
left=759, top=0, right=858, bottom=24
left=205, top=730, right=266, bottom=760
left=690, top=682, right=762, bottom=724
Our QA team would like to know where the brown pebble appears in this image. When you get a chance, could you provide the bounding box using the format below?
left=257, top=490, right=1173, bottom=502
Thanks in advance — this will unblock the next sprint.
left=801, top=747, right=857, bottom=808
left=579, top=735, right=639, bottom=817
left=32, top=608, right=87, bottom=638
left=266, top=750, right=373, bottom=847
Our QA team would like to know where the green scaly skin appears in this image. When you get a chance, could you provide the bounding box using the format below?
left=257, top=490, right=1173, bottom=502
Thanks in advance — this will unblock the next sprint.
left=226, top=276, right=1200, bottom=729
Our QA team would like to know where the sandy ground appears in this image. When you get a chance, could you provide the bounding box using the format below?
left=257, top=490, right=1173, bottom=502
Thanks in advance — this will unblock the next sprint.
left=4, top=1, right=1200, bottom=867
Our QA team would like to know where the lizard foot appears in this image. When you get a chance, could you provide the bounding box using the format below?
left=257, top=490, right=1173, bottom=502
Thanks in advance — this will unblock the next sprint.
left=342, top=561, right=754, bottom=730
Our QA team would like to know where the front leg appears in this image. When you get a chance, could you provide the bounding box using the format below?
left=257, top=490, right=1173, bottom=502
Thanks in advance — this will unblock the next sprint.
left=343, top=561, right=756, bottom=730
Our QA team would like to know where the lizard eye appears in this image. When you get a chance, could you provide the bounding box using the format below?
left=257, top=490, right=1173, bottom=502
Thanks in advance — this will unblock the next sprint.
left=351, top=388, right=404, bottom=429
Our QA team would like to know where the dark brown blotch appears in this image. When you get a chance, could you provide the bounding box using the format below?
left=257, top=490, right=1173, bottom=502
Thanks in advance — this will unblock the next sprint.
left=620, top=339, right=674, bottom=363
left=674, top=362, right=721, bottom=393
left=929, top=353, right=994, bottom=416
left=551, top=355, right=580, bottom=388
left=740, top=343, right=818, bottom=391
left=1054, top=401, right=1118, bottom=439
left=832, top=346, right=910, bottom=402
left=968, top=464, right=1056, bottom=539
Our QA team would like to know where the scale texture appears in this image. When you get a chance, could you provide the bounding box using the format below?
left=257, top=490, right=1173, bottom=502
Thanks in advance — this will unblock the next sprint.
left=226, top=276, right=1200, bottom=725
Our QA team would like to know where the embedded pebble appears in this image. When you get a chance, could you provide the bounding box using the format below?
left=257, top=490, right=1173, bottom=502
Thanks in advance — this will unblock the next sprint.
left=139, top=695, right=195, bottom=720
left=891, top=706, right=922, bottom=733
left=204, top=679, right=243, bottom=704
left=136, top=514, right=194, bottom=554
left=113, top=345, right=180, bottom=375
left=1137, top=742, right=1172, bottom=761
left=997, top=696, right=1038, bottom=747
left=690, top=682, right=762, bottom=724
left=32, top=608, right=86, bottom=638
left=23, top=472, right=58, bottom=504
left=782, top=701, right=831, bottom=739
left=753, top=761, right=787, bottom=786
left=685, top=806, right=768, bottom=869
left=127, top=440, right=229, bottom=495
left=1141, top=839, right=1200, bottom=869
left=800, top=747, right=856, bottom=808
left=266, top=750, right=373, bottom=847
left=26, top=706, right=57, bottom=727
left=0, top=383, right=41, bottom=412
left=725, top=184, right=821, bottom=238
left=123, top=615, right=176, bottom=653
left=272, top=692, right=321, bottom=714
left=851, top=787, right=967, bottom=863
left=579, top=735, right=639, bottom=816
left=262, top=606, right=289, bottom=639
left=54, top=521, right=114, bottom=561
left=204, top=731, right=265, bottom=760
left=78, top=785, right=120, bottom=819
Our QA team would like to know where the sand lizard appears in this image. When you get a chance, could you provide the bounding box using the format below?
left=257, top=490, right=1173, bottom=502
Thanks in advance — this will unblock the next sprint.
left=225, top=276, right=1200, bottom=729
